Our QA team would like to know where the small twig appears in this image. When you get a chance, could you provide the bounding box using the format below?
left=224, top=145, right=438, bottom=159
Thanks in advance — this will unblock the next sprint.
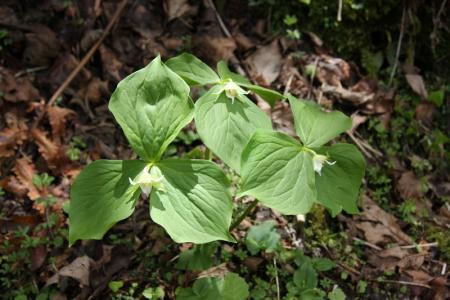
left=230, top=200, right=258, bottom=231
left=337, top=0, right=343, bottom=22
left=47, top=0, right=129, bottom=108
left=353, top=237, right=382, bottom=251
left=347, top=132, right=374, bottom=158
left=388, top=4, right=406, bottom=87
left=14, top=66, right=48, bottom=78
left=337, top=262, right=361, bottom=276
left=431, top=0, right=448, bottom=48
left=370, top=279, right=432, bottom=289
left=307, top=58, right=319, bottom=100
left=206, top=0, right=232, bottom=38
left=273, top=258, right=281, bottom=300
left=400, top=242, right=439, bottom=249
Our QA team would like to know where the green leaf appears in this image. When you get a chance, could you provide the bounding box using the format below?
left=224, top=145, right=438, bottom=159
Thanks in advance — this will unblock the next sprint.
left=69, top=160, right=146, bottom=245
left=177, top=273, right=249, bottom=300
left=217, top=61, right=283, bottom=106
left=288, top=95, right=351, bottom=148
left=195, top=85, right=272, bottom=173
left=245, top=220, right=281, bottom=255
left=429, top=90, right=444, bottom=107
left=142, top=287, right=165, bottom=299
left=328, top=287, right=346, bottom=300
left=311, top=258, right=336, bottom=271
left=109, top=56, right=194, bottom=162
left=166, top=53, right=220, bottom=86
left=299, top=289, right=325, bottom=300
left=315, top=143, right=366, bottom=216
left=108, top=281, right=124, bottom=293
left=176, top=242, right=219, bottom=271
left=150, top=159, right=234, bottom=243
left=294, top=259, right=318, bottom=290
left=239, top=131, right=316, bottom=214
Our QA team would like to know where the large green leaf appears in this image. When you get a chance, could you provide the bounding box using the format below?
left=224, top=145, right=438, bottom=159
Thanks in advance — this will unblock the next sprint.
left=69, top=160, right=146, bottom=245
left=195, top=85, right=272, bottom=173
left=177, top=273, right=249, bottom=300
left=150, top=159, right=234, bottom=243
left=166, top=53, right=220, bottom=86
left=109, top=56, right=194, bottom=162
left=217, top=61, right=283, bottom=106
left=314, top=143, right=366, bottom=216
left=239, top=131, right=316, bottom=214
left=288, top=95, right=351, bottom=148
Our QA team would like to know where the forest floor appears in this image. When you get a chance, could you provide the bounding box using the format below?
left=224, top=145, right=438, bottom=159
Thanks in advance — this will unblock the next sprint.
left=0, top=0, right=449, bottom=299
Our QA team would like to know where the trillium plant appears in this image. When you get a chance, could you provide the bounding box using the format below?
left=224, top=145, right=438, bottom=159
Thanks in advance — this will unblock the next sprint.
left=68, top=53, right=366, bottom=247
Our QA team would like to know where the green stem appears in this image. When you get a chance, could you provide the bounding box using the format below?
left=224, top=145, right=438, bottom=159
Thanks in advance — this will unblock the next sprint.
left=205, top=148, right=212, bottom=160
left=230, top=200, right=259, bottom=231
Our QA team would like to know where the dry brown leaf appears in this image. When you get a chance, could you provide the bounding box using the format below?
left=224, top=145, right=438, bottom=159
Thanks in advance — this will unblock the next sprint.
left=405, top=73, right=428, bottom=99
left=48, top=53, right=91, bottom=88
left=404, top=270, right=432, bottom=285
left=0, top=111, right=28, bottom=158
left=415, top=101, right=436, bottom=125
left=47, top=106, right=76, bottom=143
left=163, top=0, right=190, bottom=21
left=47, top=255, right=94, bottom=287
left=32, top=128, right=69, bottom=170
left=23, top=25, right=61, bottom=66
left=193, top=36, right=236, bottom=64
left=429, top=277, right=449, bottom=300
left=234, top=32, right=254, bottom=51
left=367, top=246, right=410, bottom=271
left=354, top=196, right=413, bottom=245
left=315, top=55, right=351, bottom=87
left=12, top=157, right=40, bottom=200
left=397, top=171, right=424, bottom=200
left=0, top=67, right=40, bottom=102
left=99, top=45, right=123, bottom=81
left=245, top=40, right=282, bottom=86
left=197, top=263, right=229, bottom=279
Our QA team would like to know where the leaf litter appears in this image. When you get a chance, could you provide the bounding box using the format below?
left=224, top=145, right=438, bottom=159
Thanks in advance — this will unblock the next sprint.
left=0, top=1, right=448, bottom=299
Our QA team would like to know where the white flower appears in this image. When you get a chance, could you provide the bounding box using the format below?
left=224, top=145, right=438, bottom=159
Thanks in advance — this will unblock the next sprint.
left=215, top=79, right=249, bottom=103
left=312, top=154, right=336, bottom=176
left=129, top=166, right=165, bottom=197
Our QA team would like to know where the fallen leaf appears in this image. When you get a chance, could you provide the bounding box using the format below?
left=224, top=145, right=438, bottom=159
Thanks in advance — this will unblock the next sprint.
left=429, top=277, right=449, bottom=300
left=47, top=106, right=76, bottom=143
left=234, top=32, right=254, bottom=51
left=0, top=67, right=40, bottom=102
left=0, top=111, right=28, bottom=158
left=47, top=255, right=94, bottom=287
left=354, top=196, right=413, bottom=245
left=163, top=0, right=190, bottom=21
left=31, top=245, right=47, bottom=271
left=32, top=128, right=69, bottom=170
left=12, top=157, right=40, bottom=200
left=48, top=53, right=91, bottom=89
left=193, top=36, right=236, bottom=64
left=404, top=270, right=432, bottom=285
left=396, top=171, right=424, bottom=200
left=405, top=73, right=428, bottom=99
left=315, top=55, right=351, bottom=87
left=23, top=25, right=61, bottom=66
left=99, top=45, right=123, bottom=81
left=415, top=101, right=436, bottom=125
left=245, top=40, right=282, bottom=86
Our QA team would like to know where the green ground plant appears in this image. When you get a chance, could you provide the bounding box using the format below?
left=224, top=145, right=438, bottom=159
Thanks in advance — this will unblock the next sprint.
left=68, top=53, right=366, bottom=297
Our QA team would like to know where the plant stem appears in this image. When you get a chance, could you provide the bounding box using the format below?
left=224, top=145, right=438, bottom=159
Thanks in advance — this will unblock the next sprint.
left=230, top=200, right=258, bottom=231
left=205, top=148, right=212, bottom=160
